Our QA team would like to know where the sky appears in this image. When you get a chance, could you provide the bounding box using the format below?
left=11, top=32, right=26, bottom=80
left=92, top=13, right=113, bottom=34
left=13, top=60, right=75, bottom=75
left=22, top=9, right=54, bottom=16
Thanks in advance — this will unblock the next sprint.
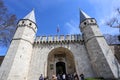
left=0, top=0, right=120, bottom=55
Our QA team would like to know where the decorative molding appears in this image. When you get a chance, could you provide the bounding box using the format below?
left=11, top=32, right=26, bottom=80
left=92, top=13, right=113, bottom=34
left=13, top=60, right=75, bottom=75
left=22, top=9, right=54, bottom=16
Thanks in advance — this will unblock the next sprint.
left=12, top=38, right=33, bottom=45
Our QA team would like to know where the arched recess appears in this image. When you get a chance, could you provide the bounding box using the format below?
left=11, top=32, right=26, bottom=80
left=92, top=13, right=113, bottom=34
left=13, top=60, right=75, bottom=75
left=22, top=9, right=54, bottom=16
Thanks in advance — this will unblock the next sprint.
left=47, top=47, right=76, bottom=79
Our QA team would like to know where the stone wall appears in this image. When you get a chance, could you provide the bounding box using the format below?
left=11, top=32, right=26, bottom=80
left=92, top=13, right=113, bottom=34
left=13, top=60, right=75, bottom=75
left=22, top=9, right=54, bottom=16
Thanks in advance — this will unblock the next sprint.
left=27, top=39, right=95, bottom=80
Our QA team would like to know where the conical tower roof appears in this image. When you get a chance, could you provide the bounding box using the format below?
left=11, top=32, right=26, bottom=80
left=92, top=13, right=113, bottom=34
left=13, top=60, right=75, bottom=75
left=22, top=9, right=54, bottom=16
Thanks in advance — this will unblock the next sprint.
left=24, top=9, right=36, bottom=23
left=80, top=10, right=91, bottom=23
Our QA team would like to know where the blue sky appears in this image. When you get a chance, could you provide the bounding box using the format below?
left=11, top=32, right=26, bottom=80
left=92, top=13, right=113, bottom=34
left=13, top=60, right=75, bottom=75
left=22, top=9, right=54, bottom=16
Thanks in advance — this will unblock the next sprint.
left=0, top=0, right=120, bottom=55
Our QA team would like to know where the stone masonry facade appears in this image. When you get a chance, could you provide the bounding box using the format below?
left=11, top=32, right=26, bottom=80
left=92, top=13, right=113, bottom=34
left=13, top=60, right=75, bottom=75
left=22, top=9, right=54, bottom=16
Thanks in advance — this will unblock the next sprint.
left=0, top=10, right=120, bottom=80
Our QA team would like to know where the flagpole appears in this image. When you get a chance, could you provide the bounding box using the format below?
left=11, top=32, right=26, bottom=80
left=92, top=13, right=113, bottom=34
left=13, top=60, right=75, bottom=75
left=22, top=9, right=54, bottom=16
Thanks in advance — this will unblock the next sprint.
left=57, top=24, right=59, bottom=35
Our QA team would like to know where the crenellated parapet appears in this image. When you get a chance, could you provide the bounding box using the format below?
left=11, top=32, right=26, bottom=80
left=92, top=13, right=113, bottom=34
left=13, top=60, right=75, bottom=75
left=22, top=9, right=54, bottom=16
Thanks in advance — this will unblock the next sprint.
left=34, top=34, right=83, bottom=44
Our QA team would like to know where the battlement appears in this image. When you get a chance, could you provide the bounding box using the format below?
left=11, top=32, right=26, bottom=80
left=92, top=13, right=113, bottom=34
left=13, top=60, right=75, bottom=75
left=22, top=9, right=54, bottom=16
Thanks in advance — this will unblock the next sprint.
left=34, top=34, right=83, bottom=44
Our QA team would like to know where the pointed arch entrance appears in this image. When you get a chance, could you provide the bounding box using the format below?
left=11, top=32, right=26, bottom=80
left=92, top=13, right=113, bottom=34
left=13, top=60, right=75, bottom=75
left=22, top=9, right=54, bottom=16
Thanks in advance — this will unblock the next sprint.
left=47, top=47, right=76, bottom=79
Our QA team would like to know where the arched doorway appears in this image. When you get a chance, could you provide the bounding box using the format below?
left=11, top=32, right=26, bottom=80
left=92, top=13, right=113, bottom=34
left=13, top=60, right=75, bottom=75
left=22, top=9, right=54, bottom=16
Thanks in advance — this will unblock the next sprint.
left=47, top=47, right=76, bottom=79
left=56, top=62, right=66, bottom=75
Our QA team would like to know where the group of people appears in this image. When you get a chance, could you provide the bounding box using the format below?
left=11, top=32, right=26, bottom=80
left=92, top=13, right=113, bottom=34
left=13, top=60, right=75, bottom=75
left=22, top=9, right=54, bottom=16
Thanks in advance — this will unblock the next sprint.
left=39, top=73, right=84, bottom=80
left=57, top=73, right=84, bottom=80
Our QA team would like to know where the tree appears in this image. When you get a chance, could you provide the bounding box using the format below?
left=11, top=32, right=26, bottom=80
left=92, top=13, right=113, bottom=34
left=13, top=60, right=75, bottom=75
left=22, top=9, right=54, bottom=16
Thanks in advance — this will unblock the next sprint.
left=0, top=0, right=17, bottom=46
left=106, top=7, right=120, bottom=41
left=104, top=34, right=120, bottom=44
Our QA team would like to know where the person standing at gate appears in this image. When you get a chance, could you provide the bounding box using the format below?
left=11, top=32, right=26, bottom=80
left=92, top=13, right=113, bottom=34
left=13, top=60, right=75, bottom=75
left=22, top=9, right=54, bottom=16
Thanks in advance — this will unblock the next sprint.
left=62, top=73, right=66, bottom=80
left=74, top=72, right=79, bottom=80
left=39, top=74, right=44, bottom=80
left=57, top=74, right=61, bottom=80
left=52, top=74, right=57, bottom=80
left=80, top=73, right=84, bottom=80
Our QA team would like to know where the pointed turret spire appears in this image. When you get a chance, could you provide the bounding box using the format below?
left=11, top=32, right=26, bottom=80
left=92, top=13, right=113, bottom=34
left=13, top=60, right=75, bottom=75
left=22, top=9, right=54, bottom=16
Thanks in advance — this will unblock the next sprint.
left=24, top=9, right=36, bottom=23
left=80, top=10, right=91, bottom=23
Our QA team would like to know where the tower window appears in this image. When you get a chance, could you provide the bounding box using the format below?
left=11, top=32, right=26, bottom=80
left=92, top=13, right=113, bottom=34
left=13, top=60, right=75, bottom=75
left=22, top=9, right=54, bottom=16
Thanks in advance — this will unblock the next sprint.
left=29, top=23, right=32, bottom=26
left=91, top=20, right=94, bottom=22
left=84, top=22, right=87, bottom=25
left=22, top=21, right=24, bottom=24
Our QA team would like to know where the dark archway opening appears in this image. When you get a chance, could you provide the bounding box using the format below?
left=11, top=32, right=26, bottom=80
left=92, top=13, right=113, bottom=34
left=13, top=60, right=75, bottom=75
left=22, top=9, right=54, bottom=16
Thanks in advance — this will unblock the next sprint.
left=56, top=62, right=66, bottom=75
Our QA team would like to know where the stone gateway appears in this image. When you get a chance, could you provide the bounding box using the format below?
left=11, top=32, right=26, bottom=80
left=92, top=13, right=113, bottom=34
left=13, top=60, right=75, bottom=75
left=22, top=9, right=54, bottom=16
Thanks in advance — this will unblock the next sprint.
left=0, top=10, right=120, bottom=80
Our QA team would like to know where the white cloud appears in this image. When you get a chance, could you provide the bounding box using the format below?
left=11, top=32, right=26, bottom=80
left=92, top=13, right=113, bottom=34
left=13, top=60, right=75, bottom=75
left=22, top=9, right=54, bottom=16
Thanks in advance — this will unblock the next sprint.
left=64, top=20, right=80, bottom=34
